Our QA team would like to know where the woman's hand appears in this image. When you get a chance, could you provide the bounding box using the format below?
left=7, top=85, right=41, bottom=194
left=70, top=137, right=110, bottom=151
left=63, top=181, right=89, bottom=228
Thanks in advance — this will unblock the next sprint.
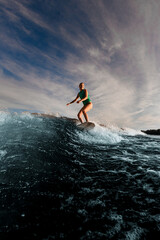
left=77, top=100, right=81, bottom=104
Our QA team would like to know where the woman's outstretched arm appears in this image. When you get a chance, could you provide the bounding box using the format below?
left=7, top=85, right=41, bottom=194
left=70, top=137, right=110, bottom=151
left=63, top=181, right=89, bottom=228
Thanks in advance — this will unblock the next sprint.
left=66, top=93, right=79, bottom=106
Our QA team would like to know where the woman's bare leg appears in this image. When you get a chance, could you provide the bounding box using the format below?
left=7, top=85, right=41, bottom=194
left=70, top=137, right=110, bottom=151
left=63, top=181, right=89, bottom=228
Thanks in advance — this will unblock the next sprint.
left=77, top=110, right=83, bottom=123
left=82, top=103, right=93, bottom=122
left=83, top=112, right=89, bottom=122
left=78, top=103, right=93, bottom=123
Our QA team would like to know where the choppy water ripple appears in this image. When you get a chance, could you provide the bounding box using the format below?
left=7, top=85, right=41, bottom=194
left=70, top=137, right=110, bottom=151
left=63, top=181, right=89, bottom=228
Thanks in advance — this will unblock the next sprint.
left=0, top=112, right=160, bottom=239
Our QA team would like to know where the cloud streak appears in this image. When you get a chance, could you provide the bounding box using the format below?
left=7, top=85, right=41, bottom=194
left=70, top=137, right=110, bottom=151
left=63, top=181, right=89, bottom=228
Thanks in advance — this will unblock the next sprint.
left=0, top=0, right=160, bottom=129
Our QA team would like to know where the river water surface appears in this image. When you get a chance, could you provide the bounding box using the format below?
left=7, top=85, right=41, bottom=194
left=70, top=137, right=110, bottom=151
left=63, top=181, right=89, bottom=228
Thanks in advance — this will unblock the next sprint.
left=0, top=112, right=160, bottom=239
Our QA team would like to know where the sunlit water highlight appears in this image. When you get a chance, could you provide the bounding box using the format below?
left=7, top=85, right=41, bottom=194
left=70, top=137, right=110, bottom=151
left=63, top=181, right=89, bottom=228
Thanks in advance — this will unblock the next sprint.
left=0, top=111, right=160, bottom=239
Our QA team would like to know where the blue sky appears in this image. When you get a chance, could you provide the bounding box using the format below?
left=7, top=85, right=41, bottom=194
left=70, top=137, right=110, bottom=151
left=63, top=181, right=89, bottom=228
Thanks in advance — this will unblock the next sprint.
left=0, top=0, right=160, bottom=129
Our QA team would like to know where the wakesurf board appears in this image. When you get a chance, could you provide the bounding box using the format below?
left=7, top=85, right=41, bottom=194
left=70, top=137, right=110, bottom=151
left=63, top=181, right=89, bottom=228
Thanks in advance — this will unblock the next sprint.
left=77, top=122, right=95, bottom=130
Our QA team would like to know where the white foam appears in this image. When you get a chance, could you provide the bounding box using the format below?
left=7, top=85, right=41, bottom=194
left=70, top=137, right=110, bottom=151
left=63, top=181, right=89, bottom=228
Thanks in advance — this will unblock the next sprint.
left=20, top=112, right=35, bottom=119
left=143, top=184, right=154, bottom=193
left=77, top=123, right=123, bottom=144
left=87, top=199, right=106, bottom=208
left=0, top=150, right=7, bottom=160
left=115, top=127, right=144, bottom=136
left=106, top=212, right=123, bottom=238
left=125, top=226, right=144, bottom=240
left=147, top=169, right=160, bottom=178
left=97, top=122, right=144, bottom=136
left=0, top=111, right=11, bottom=125
left=0, top=111, right=42, bottom=126
left=77, top=209, right=87, bottom=216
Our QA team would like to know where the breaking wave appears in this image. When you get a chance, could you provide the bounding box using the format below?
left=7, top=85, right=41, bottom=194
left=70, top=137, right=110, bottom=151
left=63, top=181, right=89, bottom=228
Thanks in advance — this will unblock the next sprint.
left=0, top=111, right=159, bottom=239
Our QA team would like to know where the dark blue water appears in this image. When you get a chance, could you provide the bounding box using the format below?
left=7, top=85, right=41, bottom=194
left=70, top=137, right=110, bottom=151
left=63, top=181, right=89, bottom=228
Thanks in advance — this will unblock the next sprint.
left=0, top=112, right=160, bottom=239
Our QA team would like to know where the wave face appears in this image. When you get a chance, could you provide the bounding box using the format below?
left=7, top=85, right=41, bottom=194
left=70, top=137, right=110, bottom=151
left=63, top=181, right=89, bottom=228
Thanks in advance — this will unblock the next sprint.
left=0, top=112, right=160, bottom=239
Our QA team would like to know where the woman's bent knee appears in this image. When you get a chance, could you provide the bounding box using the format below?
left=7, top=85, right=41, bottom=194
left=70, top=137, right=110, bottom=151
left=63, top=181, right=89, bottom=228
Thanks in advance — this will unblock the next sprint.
left=78, top=111, right=82, bottom=117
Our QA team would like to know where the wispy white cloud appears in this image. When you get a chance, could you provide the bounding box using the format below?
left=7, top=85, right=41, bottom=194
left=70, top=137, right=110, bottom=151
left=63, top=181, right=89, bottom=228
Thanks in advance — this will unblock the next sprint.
left=1, top=0, right=160, bottom=129
left=0, top=0, right=55, bottom=33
